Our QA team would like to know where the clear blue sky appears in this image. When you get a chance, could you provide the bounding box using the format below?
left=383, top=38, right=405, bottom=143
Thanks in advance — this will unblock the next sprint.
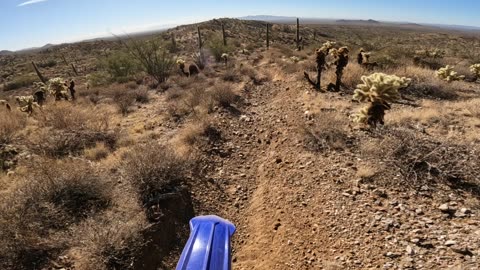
left=1, top=0, right=479, bottom=51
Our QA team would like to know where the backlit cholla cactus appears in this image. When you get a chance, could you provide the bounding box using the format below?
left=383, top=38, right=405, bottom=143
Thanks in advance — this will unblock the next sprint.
left=15, top=95, right=39, bottom=115
left=303, top=41, right=336, bottom=90
left=328, top=46, right=349, bottom=92
left=33, top=81, right=47, bottom=105
left=48, top=77, right=69, bottom=100
left=290, top=56, right=300, bottom=63
left=469, top=64, right=480, bottom=79
left=352, top=73, right=411, bottom=127
left=436, top=65, right=465, bottom=82
left=221, top=53, right=229, bottom=66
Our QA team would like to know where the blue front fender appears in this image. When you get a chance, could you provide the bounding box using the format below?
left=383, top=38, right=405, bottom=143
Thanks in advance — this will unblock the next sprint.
left=176, top=215, right=236, bottom=270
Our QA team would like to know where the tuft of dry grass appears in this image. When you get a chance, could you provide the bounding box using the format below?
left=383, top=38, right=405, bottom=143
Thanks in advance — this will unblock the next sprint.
left=121, top=143, right=190, bottom=205
left=209, top=82, right=238, bottom=108
left=84, top=142, right=110, bottom=161
left=300, top=111, right=351, bottom=152
left=0, top=110, right=26, bottom=144
left=0, top=159, right=113, bottom=270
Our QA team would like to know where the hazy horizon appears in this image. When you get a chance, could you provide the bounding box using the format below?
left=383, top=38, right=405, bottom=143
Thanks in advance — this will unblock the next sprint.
left=1, top=0, right=480, bottom=51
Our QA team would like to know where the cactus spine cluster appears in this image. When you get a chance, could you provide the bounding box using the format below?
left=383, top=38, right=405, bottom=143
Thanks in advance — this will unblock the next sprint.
left=436, top=65, right=465, bottom=82
left=304, top=41, right=336, bottom=91
left=352, top=73, right=411, bottom=127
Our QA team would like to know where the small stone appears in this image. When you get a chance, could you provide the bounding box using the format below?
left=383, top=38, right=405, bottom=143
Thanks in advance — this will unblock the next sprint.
left=438, top=203, right=450, bottom=212
left=385, top=252, right=400, bottom=258
left=460, top=208, right=471, bottom=214
left=406, top=245, right=414, bottom=255
left=445, top=240, right=456, bottom=246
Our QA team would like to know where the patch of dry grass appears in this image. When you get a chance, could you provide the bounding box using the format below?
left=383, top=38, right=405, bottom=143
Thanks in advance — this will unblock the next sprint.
left=300, top=111, right=351, bottom=152
left=0, top=159, right=113, bottom=269
left=0, top=109, right=26, bottom=144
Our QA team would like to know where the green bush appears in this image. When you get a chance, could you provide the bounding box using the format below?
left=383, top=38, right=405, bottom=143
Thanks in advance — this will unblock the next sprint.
left=102, top=51, right=139, bottom=82
left=208, top=37, right=233, bottom=62
left=3, top=74, right=37, bottom=91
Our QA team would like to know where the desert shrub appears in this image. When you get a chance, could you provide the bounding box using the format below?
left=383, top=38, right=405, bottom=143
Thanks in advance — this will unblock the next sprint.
left=221, top=67, right=241, bottom=82
left=209, top=82, right=237, bottom=107
left=112, top=89, right=136, bottom=115
left=0, top=159, right=113, bottom=269
left=208, top=37, right=232, bottom=62
left=102, top=51, right=139, bottom=82
left=0, top=110, right=26, bottom=144
left=301, top=111, right=350, bottom=152
left=133, top=87, right=150, bottom=103
left=32, top=105, right=117, bottom=157
left=86, top=71, right=111, bottom=87
left=75, top=214, right=147, bottom=270
left=34, top=129, right=118, bottom=158
left=121, top=143, right=189, bottom=204
left=39, top=103, right=109, bottom=131
left=3, top=74, right=37, bottom=91
left=361, top=128, right=480, bottom=192
left=84, top=142, right=110, bottom=161
left=37, top=59, right=57, bottom=68
left=120, top=38, right=175, bottom=84
left=193, top=50, right=209, bottom=70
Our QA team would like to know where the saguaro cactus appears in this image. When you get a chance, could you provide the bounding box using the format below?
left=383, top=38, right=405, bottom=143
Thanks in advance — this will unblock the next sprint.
left=171, top=33, right=177, bottom=51
left=32, top=61, right=47, bottom=83
left=266, top=23, right=270, bottom=49
left=197, top=26, right=203, bottom=49
left=352, top=73, right=411, bottom=127
left=328, top=47, right=349, bottom=92
left=295, top=18, right=303, bottom=51
left=71, top=63, right=79, bottom=76
left=304, top=41, right=336, bottom=91
left=221, top=23, right=227, bottom=46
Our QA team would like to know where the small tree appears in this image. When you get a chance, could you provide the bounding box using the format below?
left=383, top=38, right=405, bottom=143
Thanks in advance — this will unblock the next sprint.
left=352, top=73, right=411, bottom=127
left=119, top=37, right=175, bottom=85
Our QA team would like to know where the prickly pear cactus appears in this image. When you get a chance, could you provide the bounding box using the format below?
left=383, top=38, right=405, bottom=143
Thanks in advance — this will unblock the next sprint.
left=352, top=73, right=411, bottom=127
left=436, top=65, right=465, bottom=82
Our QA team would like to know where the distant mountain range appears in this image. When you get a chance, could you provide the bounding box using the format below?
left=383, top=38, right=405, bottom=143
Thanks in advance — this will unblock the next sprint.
left=240, top=15, right=480, bottom=31
left=4, top=15, right=480, bottom=53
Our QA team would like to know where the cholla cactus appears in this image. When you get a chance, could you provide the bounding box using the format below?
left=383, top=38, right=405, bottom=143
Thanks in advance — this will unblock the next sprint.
left=469, top=63, right=480, bottom=79
left=436, top=65, right=465, bottom=82
left=328, top=47, right=349, bottom=92
left=176, top=58, right=186, bottom=72
left=48, top=77, right=69, bottom=100
left=290, top=56, right=300, bottom=63
left=304, top=41, right=336, bottom=90
left=320, top=41, right=336, bottom=52
left=15, top=95, right=39, bottom=115
left=352, top=73, right=411, bottom=127
left=221, top=53, right=229, bottom=66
